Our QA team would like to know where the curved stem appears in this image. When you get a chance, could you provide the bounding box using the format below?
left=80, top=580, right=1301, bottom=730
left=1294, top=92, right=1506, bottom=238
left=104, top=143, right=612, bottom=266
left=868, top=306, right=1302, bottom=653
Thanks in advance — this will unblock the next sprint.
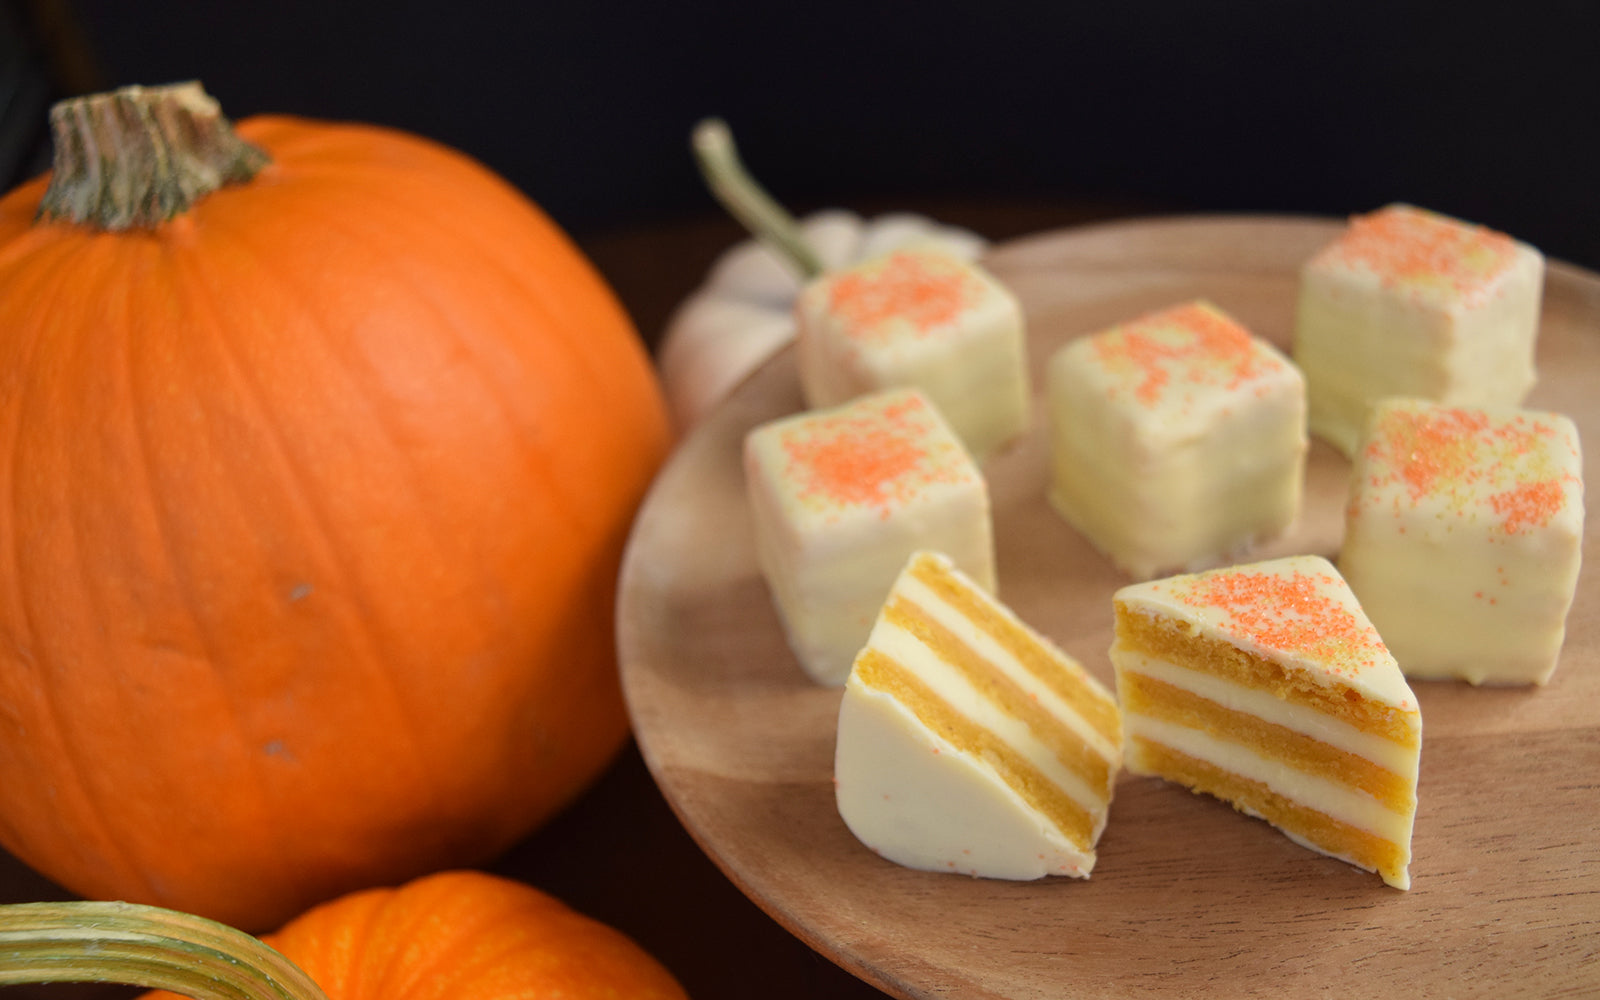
left=0, top=901, right=329, bottom=1000
left=691, top=118, right=824, bottom=280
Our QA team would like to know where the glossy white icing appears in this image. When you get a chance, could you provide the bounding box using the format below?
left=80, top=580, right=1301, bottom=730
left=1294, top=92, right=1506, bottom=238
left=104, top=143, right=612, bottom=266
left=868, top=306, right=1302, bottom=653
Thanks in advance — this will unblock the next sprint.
left=795, top=246, right=1030, bottom=463
left=1293, top=204, right=1544, bottom=457
left=1047, top=300, right=1307, bottom=580
left=1339, top=399, right=1585, bottom=685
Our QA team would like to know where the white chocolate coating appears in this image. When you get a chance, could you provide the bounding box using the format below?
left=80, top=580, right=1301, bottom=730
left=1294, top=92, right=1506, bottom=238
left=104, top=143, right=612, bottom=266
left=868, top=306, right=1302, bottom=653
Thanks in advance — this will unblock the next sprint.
left=795, top=246, right=1030, bottom=463
left=835, top=552, right=1120, bottom=878
left=1293, top=204, right=1544, bottom=456
left=1338, top=399, right=1585, bottom=685
left=745, top=390, right=995, bottom=686
left=1047, top=300, right=1307, bottom=580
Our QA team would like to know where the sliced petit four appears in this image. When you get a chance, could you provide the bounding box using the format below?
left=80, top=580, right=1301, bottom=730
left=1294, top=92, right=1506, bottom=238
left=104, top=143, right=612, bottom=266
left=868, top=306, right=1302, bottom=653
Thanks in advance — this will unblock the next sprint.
left=1112, top=555, right=1422, bottom=889
left=1293, top=203, right=1545, bottom=456
left=744, top=389, right=994, bottom=685
left=1339, top=398, right=1584, bottom=685
left=1047, top=300, right=1307, bottom=580
left=835, top=551, right=1122, bottom=878
left=794, top=245, right=1030, bottom=462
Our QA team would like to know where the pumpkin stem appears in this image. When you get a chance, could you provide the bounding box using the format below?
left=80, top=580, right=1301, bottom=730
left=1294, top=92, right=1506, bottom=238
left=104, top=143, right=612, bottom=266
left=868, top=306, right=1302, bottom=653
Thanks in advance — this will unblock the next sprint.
left=691, top=118, right=824, bottom=280
left=37, top=81, right=270, bottom=231
left=0, top=900, right=329, bottom=1000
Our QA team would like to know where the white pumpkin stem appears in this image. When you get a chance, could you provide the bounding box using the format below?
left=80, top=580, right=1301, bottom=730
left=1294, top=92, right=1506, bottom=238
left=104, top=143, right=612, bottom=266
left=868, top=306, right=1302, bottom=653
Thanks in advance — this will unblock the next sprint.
left=692, top=118, right=824, bottom=280
left=0, top=900, right=329, bottom=1000
left=37, top=81, right=269, bottom=231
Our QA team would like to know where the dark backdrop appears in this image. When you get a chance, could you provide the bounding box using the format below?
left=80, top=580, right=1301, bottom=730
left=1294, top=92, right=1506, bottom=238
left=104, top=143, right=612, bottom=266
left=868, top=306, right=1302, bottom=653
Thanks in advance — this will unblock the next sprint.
left=0, top=5, right=1596, bottom=997
left=6, top=0, right=1599, bottom=273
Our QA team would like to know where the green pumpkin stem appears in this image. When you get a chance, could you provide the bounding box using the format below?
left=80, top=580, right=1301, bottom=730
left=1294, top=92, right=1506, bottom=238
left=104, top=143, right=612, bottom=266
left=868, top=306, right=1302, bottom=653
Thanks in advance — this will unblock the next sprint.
left=0, top=900, right=329, bottom=1000
left=37, top=81, right=270, bottom=232
left=691, top=118, right=824, bottom=280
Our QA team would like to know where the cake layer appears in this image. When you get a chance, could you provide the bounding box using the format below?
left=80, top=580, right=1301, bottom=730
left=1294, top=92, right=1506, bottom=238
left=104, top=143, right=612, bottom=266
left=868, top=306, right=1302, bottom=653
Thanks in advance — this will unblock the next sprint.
left=835, top=551, right=1120, bottom=879
left=1117, top=657, right=1416, bottom=809
left=1112, top=603, right=1418, bottom=745
left=1126, top=735, right=1410, bottom=888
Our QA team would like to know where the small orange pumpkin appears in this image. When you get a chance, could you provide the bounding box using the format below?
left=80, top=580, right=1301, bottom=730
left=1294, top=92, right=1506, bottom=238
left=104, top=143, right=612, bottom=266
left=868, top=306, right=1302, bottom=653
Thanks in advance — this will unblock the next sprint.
left=0, top=870, right=690, bottom=1000
left=0, top=83, right=671, bottom=930
left=256, top=871, right=691, bottom=1000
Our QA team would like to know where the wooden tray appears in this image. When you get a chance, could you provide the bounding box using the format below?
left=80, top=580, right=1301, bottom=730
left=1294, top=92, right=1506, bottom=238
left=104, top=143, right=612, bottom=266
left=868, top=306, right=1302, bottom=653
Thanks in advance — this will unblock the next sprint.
left=615, top=215, right=1600, bottom=999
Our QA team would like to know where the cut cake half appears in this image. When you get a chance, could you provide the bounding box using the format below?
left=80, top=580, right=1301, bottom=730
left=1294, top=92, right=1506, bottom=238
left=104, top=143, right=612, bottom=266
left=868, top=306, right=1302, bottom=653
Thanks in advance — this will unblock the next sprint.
left=835, top=550, right=1122, bottom=879
left=1110, top=555, right=1422, bottom=889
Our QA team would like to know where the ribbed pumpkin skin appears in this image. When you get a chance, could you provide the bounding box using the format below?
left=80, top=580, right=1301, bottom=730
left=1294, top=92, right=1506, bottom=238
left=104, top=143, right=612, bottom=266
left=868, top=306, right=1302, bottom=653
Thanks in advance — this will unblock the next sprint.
left=144, top=871, right=690, bottom=1000
left=0, top=116, right=671, bottom=931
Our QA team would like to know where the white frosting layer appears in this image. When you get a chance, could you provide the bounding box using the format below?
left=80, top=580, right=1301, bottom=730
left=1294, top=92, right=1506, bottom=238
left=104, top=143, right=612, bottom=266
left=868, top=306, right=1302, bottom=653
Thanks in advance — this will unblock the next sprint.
left=795, top=246, right=1031, bottom=463
left=834, top=551, right=1119, bottom=879
left=1047, top=300, right=1307, bottom=580
left=1292, top=204, right=1545, bottom=457
left=1116, top=650, right=1417, bottom=780
left=745, top=390, right=995, bottom=686
left=1339, top=400, right=1585, bottom=685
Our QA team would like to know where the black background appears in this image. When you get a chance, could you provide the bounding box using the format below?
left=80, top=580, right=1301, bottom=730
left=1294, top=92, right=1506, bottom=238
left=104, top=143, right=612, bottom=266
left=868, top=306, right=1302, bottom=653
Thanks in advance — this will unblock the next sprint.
left=6, top=1, right=1600, bottom=274
left=1, top=3, right=1597, bottom=998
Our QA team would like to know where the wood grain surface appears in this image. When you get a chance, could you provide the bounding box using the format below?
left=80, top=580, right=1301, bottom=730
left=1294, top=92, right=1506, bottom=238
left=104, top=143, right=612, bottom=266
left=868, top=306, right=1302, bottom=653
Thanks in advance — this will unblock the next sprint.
left=616, top=215, right=1600, bottom=1000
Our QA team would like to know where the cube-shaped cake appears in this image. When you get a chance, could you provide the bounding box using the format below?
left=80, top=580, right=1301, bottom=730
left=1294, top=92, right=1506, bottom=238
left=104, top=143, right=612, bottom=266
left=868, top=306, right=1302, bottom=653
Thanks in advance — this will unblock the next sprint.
left=1293, top=203, right=1545, bottom=456
left=1338, top=398, right=1585, bottom=685
left=794, top=245, right=1029, bottom=463
left=744, top=388, right=995, bottom=686
left=835, top=551, right=1122, bottom=879
left=1047, top=300, right=1308, bottom=580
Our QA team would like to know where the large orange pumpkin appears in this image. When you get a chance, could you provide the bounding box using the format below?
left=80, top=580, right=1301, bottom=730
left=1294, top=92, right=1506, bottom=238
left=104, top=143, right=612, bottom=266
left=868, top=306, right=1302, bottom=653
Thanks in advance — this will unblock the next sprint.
left=0, top=83, right=671, bottom=930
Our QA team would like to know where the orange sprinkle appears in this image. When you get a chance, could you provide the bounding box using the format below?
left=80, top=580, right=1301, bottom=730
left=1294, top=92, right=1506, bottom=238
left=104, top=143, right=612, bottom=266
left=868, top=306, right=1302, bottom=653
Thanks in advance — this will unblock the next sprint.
left=827, top=251, right=979, bottom=341
left=1490, top=479, right=1567, bottom=534
left=779, top=394, right=968, bottom=516
left=1091, top=302, right=1278, bottom=406
left=1366, top=406, right=1492, bottom=502
left=1360, top=403, right=1575, bottom=533
left=1320, top=206, right=1519, bottom=306
left=1178, top=569, right=1387, bottom=676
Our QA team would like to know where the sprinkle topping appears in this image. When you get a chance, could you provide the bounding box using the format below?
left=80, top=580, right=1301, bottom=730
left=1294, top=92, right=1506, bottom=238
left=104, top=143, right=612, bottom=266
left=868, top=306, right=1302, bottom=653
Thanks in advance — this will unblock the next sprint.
left=775, top=391, right=974, bottom=517
left=1315, top=205, right=1520, bottom=307
left=1168, top=564, right=1388, bottom=678
left=1089, top=301, right=1282, bottom=407
left=1357, top=401, right=1579, bottom=535
left=826, top=249, right=983, bottom=342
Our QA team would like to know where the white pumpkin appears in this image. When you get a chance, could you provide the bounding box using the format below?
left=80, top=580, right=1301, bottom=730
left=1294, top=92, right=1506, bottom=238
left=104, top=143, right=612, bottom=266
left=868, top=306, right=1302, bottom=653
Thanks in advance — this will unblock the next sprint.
left=657, top=209, right=987, bottom=431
